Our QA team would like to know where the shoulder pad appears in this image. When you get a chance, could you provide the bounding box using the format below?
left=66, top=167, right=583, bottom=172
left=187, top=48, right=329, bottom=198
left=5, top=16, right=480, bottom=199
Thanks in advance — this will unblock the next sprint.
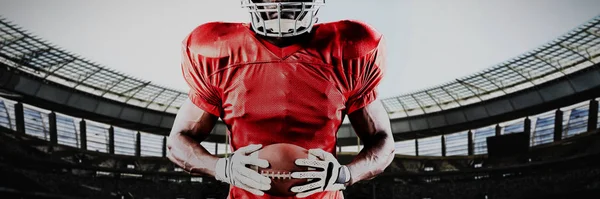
left=184, top=22, right=249, bottom=58
left=315, top=20, right=383, bottom=59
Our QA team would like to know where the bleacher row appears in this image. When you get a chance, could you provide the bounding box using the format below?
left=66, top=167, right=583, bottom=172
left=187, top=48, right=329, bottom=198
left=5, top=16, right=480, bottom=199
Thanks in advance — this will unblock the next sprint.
left=1, top=126, right=599, bottom=199
left=0, top=96, right=598, bottom=158
left=396, top=100, right=600, bottom=156
left=2, top=163, right=598, bottom=199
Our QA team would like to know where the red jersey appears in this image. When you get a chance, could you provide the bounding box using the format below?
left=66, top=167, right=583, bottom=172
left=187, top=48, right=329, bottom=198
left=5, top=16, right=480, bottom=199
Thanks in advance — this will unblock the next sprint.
left=181, top=20, right=386, bottom=199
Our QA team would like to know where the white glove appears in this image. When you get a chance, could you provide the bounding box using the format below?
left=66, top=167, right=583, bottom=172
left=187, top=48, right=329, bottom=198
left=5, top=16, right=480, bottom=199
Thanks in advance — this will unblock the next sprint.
left=290, top=148, right=350, bottom=198
left=215, top=144, right=272, bottom=196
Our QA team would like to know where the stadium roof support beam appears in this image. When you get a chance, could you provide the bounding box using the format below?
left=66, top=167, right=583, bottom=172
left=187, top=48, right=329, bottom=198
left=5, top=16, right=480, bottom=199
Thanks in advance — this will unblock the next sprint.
left=124, top=81, right=151, bottom=103
left=73, top=68, right=103, bottom=88
left=164, top=92, right=182, bottom=112
left=479, top=74, right=507, bottom=95
left=534, top=55, right=567, bottom=76
left=39, top=50, right=76, bottom=69
left=145, top=88, right=167, bottom=107
left=410, top=94, right=427, bottom=114
left=585, top=48, right=596, bottom=62
left=587, top=29, right=600, bottom=37
left=504, top=64, right=536, bottom=86
left=559, top=43, right=595, bottom=65
left=440, top=86, right=463, bottom=106
left=460, top=78, right=488, bottom=94
left=18, top=47, right=51, bottom=67
left=424, top=91, right=444, bottom=111
left=396, top=98, right=411, bottom=115
left=455, top=79, right=484, bottom=101
left=43, top=58, right=76, bottom=79
left=101, top=76, right=128, bottom=97
left=122, top=81, right=150, bottom=95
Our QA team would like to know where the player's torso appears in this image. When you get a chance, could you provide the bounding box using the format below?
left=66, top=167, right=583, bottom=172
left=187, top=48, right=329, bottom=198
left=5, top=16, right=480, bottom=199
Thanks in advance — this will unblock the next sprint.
left=223, top=59, right=345, bottom=149
left=212, top=25, right=345, bottom=152
left=188, top=20, right=380, bottom=155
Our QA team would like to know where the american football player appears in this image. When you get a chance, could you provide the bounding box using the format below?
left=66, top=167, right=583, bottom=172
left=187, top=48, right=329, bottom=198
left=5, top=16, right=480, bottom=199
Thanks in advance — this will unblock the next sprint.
left=166, top=0, right=395, bottom=198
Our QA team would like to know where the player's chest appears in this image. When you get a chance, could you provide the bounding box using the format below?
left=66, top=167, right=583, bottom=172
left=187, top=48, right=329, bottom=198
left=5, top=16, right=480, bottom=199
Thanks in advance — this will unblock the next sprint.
left=217, top=63, right=347, bottom=119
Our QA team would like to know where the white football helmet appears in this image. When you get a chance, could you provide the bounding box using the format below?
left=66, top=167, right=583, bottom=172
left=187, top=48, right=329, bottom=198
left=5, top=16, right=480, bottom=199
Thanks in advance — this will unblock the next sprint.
left=241, top=0, right=325, bottom=37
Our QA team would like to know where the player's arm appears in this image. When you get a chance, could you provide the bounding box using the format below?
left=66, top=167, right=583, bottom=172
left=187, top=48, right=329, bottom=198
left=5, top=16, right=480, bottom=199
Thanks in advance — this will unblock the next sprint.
left=343, top=29, right=395, bottom=185
left=168, top=31, right=271, bottom=196
left=166, top=32, right=223, bottom=176
left=289, top=100, right=394, bottom=197
left=167, top=98, right=271, bottom=196
left=345, top=99, right=395, bottom=185
left=166, top=98, right=220, bottom=176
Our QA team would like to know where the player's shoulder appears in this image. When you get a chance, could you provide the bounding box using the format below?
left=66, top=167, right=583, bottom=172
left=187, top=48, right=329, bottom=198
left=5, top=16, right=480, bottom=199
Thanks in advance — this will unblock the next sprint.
left=314, top=20, right=383, bottom=59
left=183, top=22, right=250, bottom=58
left=189, top=21, right=247, bottom=38
left=320, top=20, right=382, bottom=41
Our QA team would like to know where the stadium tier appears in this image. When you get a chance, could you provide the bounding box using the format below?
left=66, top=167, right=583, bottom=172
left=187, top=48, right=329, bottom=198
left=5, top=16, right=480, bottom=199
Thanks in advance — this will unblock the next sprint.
left=1, top=96, right=598, bottom=157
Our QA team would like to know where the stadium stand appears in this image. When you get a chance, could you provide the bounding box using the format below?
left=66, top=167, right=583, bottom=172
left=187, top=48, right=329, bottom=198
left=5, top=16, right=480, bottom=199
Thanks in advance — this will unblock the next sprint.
left=1, top=14, right=600, bottom=199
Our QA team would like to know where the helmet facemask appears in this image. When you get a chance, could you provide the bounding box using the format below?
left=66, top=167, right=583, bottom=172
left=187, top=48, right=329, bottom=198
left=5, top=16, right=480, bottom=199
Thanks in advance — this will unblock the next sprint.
left=241, top=0, right=325, bottom=38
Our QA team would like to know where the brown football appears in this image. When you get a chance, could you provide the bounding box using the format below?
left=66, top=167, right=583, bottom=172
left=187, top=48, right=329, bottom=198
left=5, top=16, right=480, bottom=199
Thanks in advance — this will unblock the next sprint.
left=249, top=143, right=310, bottom=197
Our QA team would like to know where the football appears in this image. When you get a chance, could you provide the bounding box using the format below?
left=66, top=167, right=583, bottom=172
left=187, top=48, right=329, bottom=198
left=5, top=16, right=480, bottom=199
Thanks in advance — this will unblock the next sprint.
left=249, top=143, right=311, bottom=197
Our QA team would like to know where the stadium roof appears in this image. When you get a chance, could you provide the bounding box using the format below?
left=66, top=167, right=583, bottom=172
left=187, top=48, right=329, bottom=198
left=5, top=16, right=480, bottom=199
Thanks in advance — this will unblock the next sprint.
left=383, top=16, right=600, bottom=118
left=1, top=15, right=599, bottom=119
left=0, top=17, right=186, bottom=114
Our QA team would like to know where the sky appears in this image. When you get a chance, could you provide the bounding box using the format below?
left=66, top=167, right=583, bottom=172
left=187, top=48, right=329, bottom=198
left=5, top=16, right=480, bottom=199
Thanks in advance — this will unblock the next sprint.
left=0, top=0, right=599, bottom=99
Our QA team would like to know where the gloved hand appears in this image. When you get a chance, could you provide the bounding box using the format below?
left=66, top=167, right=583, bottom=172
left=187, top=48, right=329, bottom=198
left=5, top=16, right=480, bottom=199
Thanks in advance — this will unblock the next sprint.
left=290, top=148, right=351, bottom=198
left=215, top=144, right=272, bottom=196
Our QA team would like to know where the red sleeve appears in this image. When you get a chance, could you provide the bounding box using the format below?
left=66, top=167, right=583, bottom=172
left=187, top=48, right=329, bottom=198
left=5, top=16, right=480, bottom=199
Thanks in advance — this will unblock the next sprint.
left=181, top=34, right=222, bottom=117
left=346, top=37, right=386, bottom=114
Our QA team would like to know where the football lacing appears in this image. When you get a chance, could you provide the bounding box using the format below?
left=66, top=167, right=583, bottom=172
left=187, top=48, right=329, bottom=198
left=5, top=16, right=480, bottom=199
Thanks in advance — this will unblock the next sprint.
left=261, top=170, right=292, bottom=180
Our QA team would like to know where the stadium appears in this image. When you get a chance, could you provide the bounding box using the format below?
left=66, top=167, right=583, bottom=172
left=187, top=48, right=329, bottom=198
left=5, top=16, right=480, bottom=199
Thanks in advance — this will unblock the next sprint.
left=1, top=6, right=600, bottom=199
